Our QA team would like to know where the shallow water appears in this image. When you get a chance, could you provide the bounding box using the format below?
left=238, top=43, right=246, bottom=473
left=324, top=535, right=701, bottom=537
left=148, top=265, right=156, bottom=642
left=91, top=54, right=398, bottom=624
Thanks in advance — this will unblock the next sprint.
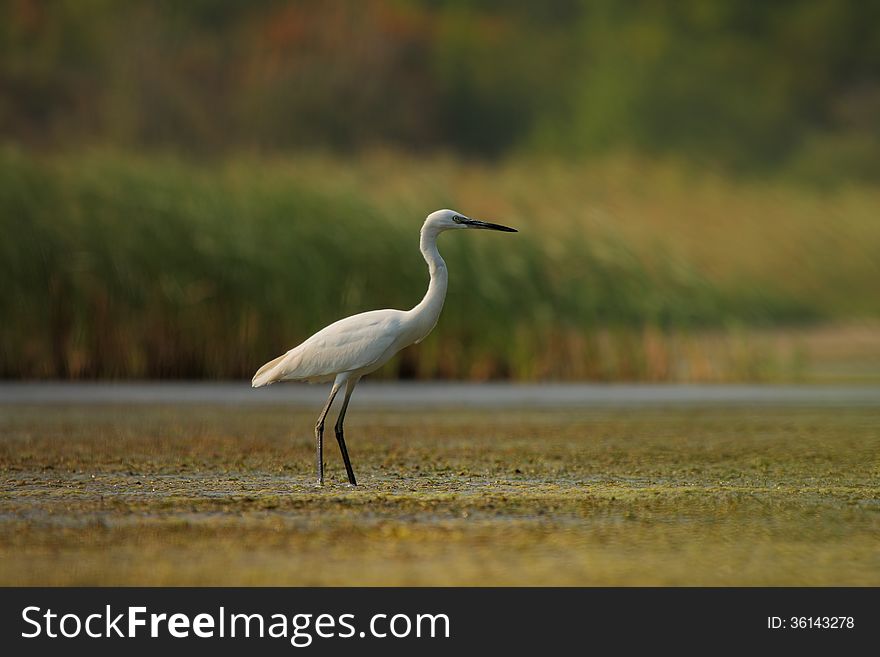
left=3, top=381, right=880, bottom=407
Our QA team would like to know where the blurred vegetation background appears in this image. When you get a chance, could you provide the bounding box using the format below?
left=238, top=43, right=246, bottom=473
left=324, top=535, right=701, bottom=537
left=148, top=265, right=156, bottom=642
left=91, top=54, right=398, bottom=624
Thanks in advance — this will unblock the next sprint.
left=2, top=0, right=879, bottom=381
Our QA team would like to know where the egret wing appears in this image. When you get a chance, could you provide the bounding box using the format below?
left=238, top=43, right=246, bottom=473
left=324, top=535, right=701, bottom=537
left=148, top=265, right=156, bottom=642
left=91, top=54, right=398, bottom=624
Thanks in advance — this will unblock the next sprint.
left=252, top=310, right=403, bottom=386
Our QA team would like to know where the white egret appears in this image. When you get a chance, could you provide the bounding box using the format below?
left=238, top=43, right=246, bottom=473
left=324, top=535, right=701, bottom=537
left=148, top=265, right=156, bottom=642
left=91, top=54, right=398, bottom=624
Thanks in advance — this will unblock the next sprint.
left=252, top=209, right=517, bottom=485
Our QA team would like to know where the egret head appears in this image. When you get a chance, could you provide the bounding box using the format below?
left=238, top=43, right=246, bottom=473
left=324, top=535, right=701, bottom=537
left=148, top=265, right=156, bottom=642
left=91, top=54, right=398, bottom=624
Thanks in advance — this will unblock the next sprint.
left=423, top=209, right=517, bottom=234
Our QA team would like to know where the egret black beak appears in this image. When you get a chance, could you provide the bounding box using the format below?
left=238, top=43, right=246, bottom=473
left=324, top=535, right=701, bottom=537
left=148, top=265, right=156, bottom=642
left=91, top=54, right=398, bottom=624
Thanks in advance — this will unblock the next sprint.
left=461, top=218, right=518, bottom=232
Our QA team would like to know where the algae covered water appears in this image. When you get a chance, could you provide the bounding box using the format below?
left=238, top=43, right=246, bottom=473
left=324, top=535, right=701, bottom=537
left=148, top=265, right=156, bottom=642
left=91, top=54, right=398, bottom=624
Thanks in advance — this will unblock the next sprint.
left=1, top=384, right=878, bottom=585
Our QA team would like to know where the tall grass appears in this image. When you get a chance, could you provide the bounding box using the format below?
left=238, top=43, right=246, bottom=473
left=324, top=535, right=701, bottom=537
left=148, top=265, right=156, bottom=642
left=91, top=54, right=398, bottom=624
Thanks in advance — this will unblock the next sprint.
left=2, top=148, right=876, bottom=381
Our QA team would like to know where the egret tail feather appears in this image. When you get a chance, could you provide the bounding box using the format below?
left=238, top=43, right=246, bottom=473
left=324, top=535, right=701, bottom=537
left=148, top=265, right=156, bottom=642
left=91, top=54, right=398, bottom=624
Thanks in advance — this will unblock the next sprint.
left=251, top=353, right=287, bottom=387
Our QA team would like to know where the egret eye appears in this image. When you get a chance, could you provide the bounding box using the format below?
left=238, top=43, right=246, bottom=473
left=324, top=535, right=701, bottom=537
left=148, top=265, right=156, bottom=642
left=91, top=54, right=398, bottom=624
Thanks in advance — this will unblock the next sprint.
left=453, top=216, right=465, bottom=223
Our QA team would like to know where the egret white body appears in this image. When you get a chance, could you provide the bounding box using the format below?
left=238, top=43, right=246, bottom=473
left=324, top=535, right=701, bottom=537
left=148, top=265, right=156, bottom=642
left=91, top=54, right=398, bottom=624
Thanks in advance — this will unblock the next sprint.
left=252, top=209, right=517, bottom=485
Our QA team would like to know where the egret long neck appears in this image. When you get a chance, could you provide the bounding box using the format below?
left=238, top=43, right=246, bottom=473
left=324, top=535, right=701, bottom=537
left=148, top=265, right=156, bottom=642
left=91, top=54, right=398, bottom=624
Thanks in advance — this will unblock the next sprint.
left=408, top=227, right=448, bottom=339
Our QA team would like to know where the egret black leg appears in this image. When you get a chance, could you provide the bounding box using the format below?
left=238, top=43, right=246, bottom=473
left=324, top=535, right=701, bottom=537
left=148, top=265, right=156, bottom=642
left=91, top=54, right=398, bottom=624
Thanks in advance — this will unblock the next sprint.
left=314, top=383, right=340, bottom=486
left=334, top=379, right=358, bottom=485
